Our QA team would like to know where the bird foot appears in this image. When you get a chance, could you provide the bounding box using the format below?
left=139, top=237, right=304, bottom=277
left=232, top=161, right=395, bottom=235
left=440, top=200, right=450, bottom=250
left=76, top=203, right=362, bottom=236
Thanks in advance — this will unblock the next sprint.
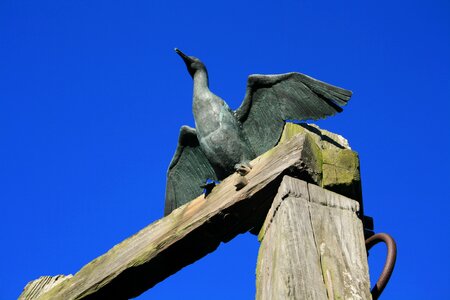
left=234, top=162, right=252, bottom=190
left=234, top=162, right=252, bottom=176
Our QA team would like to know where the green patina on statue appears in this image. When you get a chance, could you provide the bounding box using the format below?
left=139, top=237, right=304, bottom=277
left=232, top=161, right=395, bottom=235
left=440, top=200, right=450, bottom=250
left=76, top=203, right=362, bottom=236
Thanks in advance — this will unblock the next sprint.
left=164, top=49, right=352, bottom=215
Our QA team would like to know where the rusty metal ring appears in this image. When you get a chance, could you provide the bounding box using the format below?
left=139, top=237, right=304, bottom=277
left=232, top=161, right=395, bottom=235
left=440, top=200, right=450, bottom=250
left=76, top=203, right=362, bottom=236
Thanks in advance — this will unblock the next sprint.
left=365, top=233, right=397, bottom=300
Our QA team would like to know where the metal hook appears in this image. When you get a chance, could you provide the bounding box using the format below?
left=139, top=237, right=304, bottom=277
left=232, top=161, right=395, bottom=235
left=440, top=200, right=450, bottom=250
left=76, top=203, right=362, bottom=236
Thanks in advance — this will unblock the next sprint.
left=365, top=233, right=397, bottom=299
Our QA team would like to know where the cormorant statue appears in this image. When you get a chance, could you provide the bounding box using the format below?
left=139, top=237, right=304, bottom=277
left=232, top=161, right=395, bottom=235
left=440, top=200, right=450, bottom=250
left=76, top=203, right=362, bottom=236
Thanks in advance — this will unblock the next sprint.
left=164, top=48, right=352, bottom=215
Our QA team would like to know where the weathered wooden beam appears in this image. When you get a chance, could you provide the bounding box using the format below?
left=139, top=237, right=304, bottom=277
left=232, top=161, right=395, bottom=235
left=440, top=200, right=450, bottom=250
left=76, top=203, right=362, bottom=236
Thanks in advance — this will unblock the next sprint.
left=256, top=176, right=371, bottom=299
left=22, top=132, right=321, bottom=300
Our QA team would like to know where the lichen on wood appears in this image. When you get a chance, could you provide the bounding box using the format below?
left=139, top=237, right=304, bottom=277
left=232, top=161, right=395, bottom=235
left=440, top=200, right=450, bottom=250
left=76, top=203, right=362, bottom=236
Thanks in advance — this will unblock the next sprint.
left=280, top=122, right=362, bottom=203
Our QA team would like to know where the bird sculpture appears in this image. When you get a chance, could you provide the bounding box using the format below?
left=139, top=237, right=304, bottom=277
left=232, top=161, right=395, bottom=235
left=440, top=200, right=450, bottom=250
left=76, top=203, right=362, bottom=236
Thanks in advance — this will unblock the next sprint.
left=164, top=48, right=352, bottom=215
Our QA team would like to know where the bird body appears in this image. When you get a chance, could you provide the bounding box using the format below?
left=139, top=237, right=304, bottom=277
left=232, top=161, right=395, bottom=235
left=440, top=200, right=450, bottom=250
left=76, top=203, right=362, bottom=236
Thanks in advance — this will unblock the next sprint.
left=164, top=49, right=352, bottom=215
left=190, top=53, right=254, bottom=178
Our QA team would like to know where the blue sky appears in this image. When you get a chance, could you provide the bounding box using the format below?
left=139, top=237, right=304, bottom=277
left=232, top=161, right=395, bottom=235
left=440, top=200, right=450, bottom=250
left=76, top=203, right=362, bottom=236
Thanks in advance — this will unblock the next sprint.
left=1, top=0, right=449, bottom=299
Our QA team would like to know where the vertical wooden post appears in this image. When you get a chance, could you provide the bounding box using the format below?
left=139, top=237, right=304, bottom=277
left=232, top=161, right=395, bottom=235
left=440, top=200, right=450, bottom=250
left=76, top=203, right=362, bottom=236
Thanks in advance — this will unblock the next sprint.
left=256, top=176, right=371, bottom=300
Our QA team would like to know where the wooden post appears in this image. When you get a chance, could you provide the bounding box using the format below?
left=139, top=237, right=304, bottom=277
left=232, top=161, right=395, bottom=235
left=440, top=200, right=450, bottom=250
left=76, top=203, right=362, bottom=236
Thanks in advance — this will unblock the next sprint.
left=256, top=176, right=371, bottom=299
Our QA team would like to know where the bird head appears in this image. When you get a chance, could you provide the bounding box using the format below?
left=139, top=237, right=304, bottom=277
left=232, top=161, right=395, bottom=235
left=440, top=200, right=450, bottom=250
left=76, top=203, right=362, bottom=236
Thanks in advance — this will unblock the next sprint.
left=175, top=48, right=206, bottom=78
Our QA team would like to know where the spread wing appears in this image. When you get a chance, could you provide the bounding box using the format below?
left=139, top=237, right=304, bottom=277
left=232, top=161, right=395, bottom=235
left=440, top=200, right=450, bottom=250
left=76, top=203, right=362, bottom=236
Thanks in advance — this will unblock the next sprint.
left=234, top=72, right=352, bottom=156
left=164, top=126, right=217, bottom=216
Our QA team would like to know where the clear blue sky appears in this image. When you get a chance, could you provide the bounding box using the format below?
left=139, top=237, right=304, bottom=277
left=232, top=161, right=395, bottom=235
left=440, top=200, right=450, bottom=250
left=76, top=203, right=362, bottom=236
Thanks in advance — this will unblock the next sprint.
left=1, top=1, right=449, bottom=299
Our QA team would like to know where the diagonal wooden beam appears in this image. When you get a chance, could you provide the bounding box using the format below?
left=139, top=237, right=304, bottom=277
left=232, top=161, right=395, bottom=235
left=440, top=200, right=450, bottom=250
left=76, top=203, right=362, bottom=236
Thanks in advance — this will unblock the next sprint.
left=22, top=132, right=321, bottom=300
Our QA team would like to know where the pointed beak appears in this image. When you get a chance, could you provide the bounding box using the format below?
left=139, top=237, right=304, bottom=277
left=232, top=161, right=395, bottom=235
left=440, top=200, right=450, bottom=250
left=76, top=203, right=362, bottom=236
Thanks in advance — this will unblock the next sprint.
left=174, top=48, right=194, bottom=65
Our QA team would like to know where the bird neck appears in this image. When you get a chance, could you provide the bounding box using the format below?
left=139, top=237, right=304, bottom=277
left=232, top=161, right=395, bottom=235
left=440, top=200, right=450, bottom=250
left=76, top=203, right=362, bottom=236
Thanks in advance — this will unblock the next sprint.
left=193, top=68, right=209, bottom=92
